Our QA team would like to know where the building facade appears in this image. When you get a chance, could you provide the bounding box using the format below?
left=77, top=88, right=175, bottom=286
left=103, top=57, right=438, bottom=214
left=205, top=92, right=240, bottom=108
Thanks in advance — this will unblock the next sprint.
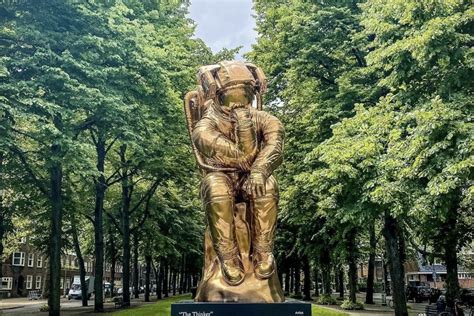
left=1, top=239, right=123, bottom=298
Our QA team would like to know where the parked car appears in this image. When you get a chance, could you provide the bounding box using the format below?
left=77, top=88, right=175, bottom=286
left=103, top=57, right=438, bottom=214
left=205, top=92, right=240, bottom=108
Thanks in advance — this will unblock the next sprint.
left=406, top=281, right=431, bottom=303
left=68, top=276, right=94, bottom=300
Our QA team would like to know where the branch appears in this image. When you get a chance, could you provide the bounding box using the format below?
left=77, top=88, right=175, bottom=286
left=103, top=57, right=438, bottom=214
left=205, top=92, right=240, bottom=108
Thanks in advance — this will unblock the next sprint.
left=286, top=242, right=297, bottom=259
left=352, top=47, right=367, bottom=67
left=310, top=70, right=336, bottom=85
left=11, top=128, right=48, bottom=146
left=10, top=146, right=49, bottom=197
left=104, top=209, right=123, bottom=235
left=73, top=117, right=96, bottom=139
left=105, top=167, right=122, bottom=185
left=84, top=214, right=95, bottom=224
left=105, top=136, right=119, bottom=155
left=129, top=179, right=160, bottom=216
left=130, top=179, right=158, bottom=233
left=408, top=238, right=442, bottom=258
left=106, top=166, right=140, bottom=187
left=130, top=209, right=149, bottom=234
left=89, top=129, right=97, bottom=147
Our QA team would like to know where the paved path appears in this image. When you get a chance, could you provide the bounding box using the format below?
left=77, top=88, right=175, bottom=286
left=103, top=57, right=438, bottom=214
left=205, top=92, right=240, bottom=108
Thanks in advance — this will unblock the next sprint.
left=0, top=294, right=171, bottom=315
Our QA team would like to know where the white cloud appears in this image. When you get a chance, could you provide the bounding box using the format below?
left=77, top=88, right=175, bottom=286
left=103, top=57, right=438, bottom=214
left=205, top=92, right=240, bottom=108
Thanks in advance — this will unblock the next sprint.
left=187, top=0, right=257, bottom=61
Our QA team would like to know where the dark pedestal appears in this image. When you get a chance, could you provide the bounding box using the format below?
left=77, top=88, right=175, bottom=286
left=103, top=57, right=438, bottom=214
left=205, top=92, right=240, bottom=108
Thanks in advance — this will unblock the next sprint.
left=171, top=301, right=312, bottom=316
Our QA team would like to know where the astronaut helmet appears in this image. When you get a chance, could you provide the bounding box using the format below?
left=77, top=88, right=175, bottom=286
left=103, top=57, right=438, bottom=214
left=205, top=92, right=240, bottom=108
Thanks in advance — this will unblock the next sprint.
left=197, top=60, right=267, bottom=109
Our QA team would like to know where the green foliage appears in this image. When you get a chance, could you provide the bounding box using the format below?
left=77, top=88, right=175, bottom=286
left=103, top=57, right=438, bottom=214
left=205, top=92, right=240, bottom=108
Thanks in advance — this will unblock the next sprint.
left=0, top=0, right=224, bottom=309
left=340, top=299, right=364, bottom=310
left=316, top=294, right=338, bottom=305
left=251, top=0, right=473, bottom=308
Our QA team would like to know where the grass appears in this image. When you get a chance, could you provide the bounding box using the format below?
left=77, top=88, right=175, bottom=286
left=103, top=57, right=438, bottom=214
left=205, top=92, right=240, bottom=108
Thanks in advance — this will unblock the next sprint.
left=312, top=304, right=349, bottom=316
left=110, top=294, right=349, bottom=316
left=110, top=294, right=191, bottom=316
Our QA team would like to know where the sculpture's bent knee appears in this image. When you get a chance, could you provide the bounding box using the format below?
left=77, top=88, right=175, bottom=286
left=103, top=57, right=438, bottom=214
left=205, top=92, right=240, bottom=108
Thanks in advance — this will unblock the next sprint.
left=262, top=175, right=279, bottom=198
left=201, top=172, right=234, bottom=204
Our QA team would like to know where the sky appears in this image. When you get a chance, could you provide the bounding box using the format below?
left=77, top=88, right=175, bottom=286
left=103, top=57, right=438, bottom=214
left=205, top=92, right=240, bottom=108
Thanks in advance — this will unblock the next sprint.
left=187, top=0, right=258, bottom=61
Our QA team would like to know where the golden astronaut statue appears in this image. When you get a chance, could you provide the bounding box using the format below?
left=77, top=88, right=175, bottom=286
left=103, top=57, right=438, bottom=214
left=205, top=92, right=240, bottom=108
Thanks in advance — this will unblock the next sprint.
left=184, top=61, right=285, bottom=302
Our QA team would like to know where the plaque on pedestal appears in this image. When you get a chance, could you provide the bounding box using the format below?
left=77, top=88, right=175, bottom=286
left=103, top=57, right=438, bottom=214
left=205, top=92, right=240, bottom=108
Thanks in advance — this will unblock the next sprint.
left=171, top=301, right=312, bottom=316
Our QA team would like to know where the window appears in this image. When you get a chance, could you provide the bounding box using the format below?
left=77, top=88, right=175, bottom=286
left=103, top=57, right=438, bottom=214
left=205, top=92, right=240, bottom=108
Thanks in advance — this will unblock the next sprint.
left=37, top=256, right=43, bottom=268
left=1, top=277, right=13, bottom=290
left=26, top=275, right=33, bottom=289
left=28, top=253, right=34, bottom=267
left=20, top=237, right=27, bottom=244
left=35, top=276, right=41, bottom=289
left=85, top=261, right=93, bottom=273
left=12, top=252, right=25, bottom=266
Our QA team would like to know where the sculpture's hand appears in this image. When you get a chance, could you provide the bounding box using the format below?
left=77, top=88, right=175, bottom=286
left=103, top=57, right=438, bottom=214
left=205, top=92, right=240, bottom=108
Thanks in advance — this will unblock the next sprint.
left=230, top=104, right=252, bottom=121
left=244, top=172, right=266, bottom=198
left=230, top=105, right=258, bottom=173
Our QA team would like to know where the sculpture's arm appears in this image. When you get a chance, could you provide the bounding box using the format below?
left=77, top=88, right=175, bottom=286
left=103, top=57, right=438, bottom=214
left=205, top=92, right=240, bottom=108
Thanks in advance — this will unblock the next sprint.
left=232, top=107, right=258, bottom=158
left=192, top=118, right=256, bottom=171
left=251, top=111, right=285, bottom=180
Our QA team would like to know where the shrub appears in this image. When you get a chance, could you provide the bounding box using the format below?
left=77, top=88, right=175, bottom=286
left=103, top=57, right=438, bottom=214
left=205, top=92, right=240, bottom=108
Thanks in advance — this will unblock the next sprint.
left=316, top=294, right=337, bottom=305
left=340, top=299, right=364, bottom=310
left=39, top=304, right=49, bottom=312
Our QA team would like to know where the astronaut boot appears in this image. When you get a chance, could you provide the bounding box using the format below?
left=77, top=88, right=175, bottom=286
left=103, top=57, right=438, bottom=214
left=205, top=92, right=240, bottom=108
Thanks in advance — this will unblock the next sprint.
left=253, top=244, right=276, bottom=279
left=204, top=193, right=245, bottom=285
left=252, top=194, right=278, bottom=280
left=216, top=244, right=245, bottom=286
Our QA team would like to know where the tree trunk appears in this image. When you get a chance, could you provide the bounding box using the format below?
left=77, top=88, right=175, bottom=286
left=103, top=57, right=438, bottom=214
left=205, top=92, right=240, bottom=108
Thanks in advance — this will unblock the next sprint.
left=302, top=256, right=311, bottom=301
left=172, top=268, right=177, bottom=296
left=110, top=254, right=116, bottom=298
left=313, top=265, right=319, bottom=297
left=48, top=139, right=62, bottom=316
left=120, top=144, right=132, bottom=306
left=108, top=223, right=117, bottom=298
left=179, top=255, right=185, bottom=294
left=168, top=265, right=172, bottom=294
left=294, top=260, right=302, bottom=298
left=0, top=153, right=5, bottom=282
left=93, top=135, right=106, bottom=312
left=163, top=259, right=169, bottom=298
left=443, top=204, right=460, bottom=308
left=290, top=267, right=294, bottom=294
left=382, top=212, right=407, bottom=316
left=284, top=265, right=290, bottom=295
left=365, top=221, right=376, bottom=304
left=71, top=214, right=88, bottom=306
left=338, top=268, right=344, bottom=298
left=347, top=228, right=358, bottom=304
left=157, top=260, right=164, bottom=299
left=133, top=232, right=139, bottom=298
left=320, top=248, right=332, bottom=295
left=153, top=261, right=159, bottom=298
left=186, top=274, right=191, bottom=293
left=145, top=255, right=151, bottom=302
left=383, top=256, right=389, bottom=295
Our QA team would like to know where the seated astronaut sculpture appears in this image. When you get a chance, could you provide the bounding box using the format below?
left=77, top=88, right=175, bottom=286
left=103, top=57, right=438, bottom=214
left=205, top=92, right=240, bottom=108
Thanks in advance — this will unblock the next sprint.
left=184, top=61, right=285, bottom=303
